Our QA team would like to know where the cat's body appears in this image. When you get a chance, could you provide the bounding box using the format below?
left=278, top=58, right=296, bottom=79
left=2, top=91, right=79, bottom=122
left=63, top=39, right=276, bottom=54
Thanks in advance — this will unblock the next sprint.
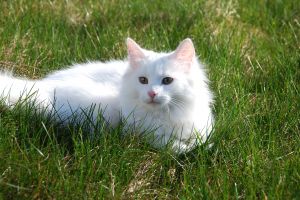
left=0, top=38, right=214, bottom=153
left=1, top=61, right=126, bottom=125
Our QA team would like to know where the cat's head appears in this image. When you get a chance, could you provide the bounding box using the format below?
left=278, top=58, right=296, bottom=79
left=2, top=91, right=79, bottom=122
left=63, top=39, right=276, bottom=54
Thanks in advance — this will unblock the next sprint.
left=122, top=38, right=199, bottom=111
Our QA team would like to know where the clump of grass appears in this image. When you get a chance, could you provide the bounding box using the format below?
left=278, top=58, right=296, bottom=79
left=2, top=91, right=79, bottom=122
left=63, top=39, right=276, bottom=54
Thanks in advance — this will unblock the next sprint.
left=0, top=0, right=299, bottom=199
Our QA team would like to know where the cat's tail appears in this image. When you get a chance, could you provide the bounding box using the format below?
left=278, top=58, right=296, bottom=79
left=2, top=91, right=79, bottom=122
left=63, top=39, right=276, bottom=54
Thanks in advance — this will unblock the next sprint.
left=0, top=71, right=48, bottom=106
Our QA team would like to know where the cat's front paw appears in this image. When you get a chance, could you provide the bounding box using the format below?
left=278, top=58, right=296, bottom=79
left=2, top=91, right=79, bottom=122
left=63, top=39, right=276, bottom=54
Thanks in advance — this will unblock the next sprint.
left=170, top=139, right=196, bottom=154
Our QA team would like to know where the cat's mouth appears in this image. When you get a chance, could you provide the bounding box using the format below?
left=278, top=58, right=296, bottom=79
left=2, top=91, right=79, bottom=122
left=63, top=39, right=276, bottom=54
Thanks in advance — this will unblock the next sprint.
left=147, top=99, right=160, bottom=106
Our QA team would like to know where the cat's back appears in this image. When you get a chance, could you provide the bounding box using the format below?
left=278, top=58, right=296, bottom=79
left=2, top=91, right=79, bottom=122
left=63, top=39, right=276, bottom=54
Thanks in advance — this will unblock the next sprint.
left=44, top=60, right=128, bottom=84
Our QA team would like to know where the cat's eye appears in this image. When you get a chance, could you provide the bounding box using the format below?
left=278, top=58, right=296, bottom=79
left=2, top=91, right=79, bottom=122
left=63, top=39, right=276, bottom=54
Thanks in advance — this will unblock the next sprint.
left=162, top=77, right=173, bottom=85
left=139, top=76, right=148, bottom=84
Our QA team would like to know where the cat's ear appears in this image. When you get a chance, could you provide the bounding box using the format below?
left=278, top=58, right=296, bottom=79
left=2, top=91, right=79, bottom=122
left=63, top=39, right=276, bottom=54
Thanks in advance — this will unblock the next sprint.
left=126, top=38, right=145, bottom=69
left=170, top=38, right=195, bottom=67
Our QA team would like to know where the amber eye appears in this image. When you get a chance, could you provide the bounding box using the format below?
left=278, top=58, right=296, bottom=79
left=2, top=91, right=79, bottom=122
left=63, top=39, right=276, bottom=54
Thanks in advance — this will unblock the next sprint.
left=162, top=77, right=173, bottom=85
left=139, top=76, right=148, bottom=84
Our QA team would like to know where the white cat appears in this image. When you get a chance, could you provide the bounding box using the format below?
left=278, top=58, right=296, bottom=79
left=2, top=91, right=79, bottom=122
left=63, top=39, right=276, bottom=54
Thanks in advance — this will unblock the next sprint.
left=0, top=38, right=214, bottom=153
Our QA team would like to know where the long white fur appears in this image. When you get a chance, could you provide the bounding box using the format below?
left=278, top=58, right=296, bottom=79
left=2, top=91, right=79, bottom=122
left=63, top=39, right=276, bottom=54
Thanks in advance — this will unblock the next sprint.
left=0, top=38, right=214, bottom=153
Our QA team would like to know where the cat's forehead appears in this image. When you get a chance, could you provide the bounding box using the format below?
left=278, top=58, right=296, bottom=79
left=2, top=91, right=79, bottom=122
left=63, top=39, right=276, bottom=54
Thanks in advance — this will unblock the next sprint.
left=142, top=57, right=174, bottom=75
left=140, top=50, right=168, bottom=68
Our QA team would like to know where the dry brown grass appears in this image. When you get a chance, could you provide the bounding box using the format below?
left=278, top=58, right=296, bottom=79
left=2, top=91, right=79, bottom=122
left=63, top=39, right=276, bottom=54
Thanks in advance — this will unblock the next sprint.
left=122, top=152, right=177, bottom=199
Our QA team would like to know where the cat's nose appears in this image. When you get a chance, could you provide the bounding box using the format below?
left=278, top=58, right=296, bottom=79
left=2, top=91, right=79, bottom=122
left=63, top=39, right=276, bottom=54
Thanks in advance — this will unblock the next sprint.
left=148, top=90, right=157, bottom=98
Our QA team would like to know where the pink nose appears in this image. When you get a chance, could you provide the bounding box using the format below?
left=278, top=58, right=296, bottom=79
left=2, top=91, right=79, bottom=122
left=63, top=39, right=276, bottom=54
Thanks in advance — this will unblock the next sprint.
left=148, top=91, right=157, bottom=98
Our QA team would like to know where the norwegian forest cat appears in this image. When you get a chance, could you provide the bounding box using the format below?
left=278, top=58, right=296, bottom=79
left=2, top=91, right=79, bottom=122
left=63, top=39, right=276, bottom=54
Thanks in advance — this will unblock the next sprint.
left=0, top=38, right=214, bottom=154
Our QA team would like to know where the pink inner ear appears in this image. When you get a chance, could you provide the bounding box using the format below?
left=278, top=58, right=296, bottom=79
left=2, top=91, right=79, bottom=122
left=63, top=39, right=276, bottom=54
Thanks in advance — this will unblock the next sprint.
left=127, top=38, right=145, bottom=68
left=172, top=38, right=195, bottom=63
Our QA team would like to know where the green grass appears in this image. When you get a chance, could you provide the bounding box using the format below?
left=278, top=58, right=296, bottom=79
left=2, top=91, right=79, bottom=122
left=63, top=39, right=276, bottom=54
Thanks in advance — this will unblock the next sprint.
left=0, top=0, right=299, bottom=199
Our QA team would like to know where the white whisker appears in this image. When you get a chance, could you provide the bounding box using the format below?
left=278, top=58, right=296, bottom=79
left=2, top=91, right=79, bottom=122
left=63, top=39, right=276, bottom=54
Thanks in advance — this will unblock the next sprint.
left=169, top=98, right=185, bottom=112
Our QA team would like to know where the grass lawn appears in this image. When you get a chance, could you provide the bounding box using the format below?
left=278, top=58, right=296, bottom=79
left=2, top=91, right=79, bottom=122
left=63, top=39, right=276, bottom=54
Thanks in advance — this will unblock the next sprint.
left=0, top=0, right=299, bottom=199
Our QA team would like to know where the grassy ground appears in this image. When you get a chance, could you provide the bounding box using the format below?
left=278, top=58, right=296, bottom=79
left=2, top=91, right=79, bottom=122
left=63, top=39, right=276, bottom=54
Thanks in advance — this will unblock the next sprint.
left=0, top=0, right=299, bottom=199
